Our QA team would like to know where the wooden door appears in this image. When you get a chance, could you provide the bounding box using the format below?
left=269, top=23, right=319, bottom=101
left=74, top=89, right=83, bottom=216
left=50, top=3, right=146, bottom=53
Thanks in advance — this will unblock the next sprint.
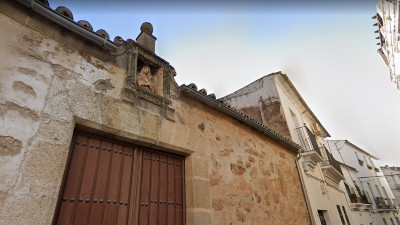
left=137, top=150, right=185, bottom=225
left=54, top=132, right=185, bottom=225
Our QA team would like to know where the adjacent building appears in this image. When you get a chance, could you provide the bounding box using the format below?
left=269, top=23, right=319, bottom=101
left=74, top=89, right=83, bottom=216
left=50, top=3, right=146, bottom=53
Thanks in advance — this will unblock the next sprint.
left=375, top=0, right=400, bottom=89
left=327, top=140, right=399, bottom=225
left=0, top=0, right=312, bottom=224
left=222, top=72, right=352, bottom=225
left=381, top=166, right=400, bottom=209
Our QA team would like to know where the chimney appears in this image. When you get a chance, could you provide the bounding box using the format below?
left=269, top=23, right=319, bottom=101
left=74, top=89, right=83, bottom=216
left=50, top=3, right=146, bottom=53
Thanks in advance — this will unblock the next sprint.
left=136, top=22, right=157, bottom=53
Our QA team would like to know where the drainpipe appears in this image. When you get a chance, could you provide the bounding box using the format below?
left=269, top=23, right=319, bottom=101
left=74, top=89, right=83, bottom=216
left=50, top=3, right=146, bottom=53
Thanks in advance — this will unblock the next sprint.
left=16, top=0, right=118, bottom=52
left=296, top=154, right=316, bottom=225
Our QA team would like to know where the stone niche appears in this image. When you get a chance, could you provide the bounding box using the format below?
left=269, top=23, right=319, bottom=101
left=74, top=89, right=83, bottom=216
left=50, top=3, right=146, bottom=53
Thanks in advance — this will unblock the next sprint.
left=136, top=56, right=163, bottom=96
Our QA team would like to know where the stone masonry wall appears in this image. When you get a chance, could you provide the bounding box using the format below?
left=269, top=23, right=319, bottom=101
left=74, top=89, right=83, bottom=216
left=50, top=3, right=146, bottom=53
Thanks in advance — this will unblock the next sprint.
left=0, top=1, right=310, bottom=225
left=176, top=96, right=310, bottom=224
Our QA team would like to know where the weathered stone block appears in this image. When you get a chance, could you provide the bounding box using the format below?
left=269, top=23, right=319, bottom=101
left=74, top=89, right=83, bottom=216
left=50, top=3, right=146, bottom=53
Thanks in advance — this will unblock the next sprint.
left=68, top=82, right=101, bottom=123
left=43, top=91, right=73, bottom=121
left=21, top=141, right=69, bottom=196
left=187, top=178, right=212, bottom=209
left=118, top=102, right=140, bottom=135
left=185, top=155, right=209, bottom=179
left=186, top=209, right=212, bottom=225
left=98, top=95, right=121, bottom=129
left=35, top=115, right=74, bottom=145
left=1, top=195, right=57, bottom=225
left=138, top=109, right=160, bottom=140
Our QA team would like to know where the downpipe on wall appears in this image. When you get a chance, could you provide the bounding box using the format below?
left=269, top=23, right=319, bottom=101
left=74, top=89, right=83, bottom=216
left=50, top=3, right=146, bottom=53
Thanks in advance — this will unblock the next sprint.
left=296, top=154, right=316, bottom=225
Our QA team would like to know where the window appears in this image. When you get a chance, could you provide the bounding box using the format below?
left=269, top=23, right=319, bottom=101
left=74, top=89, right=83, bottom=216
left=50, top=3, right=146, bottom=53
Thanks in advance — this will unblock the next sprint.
left=337, top=205, right=346, bottom=225
left=355, top=152, right=360, bottom=160
left=390, top=218, right=395, bottom=225
left=395, top=216, right=400, bottom=225
left=342, top=206, right=351, bottom=225
left=383, top=218, right=388, bottom=225
left=355, top=185, right=362, bottom=196
left=375, top=184, right=383, bottom=197
left=318, top=210, right=328, bottom=225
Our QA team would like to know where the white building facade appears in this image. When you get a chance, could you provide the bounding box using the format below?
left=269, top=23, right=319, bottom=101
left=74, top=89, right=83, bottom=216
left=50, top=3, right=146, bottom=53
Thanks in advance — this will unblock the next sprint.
left=375, top=0, right=400, bottom=89
left=326, top=140, right=400, bottom=225
left=222, top=72, right=352, bottom=225
left=381, top=166, right=400, bottom=209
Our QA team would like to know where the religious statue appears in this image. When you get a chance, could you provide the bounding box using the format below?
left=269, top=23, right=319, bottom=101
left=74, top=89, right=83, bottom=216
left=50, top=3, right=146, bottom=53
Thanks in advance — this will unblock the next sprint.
left=137, top=66, right=158, bottom=93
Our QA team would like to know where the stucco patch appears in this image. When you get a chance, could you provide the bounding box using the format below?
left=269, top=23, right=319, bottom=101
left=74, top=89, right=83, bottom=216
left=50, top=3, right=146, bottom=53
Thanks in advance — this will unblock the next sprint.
left=245, top=148, right=261, bottom=157
left=17, top=67, right=37, bottom=77
left=0, top=101, right=38, bottom=121
left=219, top=149, right=231, bottom=156
left=12, top=81, right=37, bottom=97
left=248, top=155, right=255, bottom=162
left=212, top=200, right=224, bottom=211
left=79, top=51, right=106, bottom=70
left=0, top=136, right=22, bottom=156
left=231, top=163, right=246, bottom=175
left=93, top=79, right=114, bottom=93
left=197, top=123, right=205, bottom=132
left=236, top=210, right=245, bottom=222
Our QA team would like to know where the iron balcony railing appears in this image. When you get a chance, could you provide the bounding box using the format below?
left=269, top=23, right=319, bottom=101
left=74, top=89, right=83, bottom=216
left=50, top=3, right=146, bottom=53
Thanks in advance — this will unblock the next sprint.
left=375, top=197, right=396, bottom=209
left=321, top=147, right=343, bottom=175
left=375, top=197, right=389, bottom=209
left=294, top=126, right=322, bottom=157
left=385, top=198, right=395, bottom=209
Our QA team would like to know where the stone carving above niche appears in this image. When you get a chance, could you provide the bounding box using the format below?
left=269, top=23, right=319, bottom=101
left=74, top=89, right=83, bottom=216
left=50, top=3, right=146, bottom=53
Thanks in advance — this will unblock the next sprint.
left=136, top=65, right=163, bottom=95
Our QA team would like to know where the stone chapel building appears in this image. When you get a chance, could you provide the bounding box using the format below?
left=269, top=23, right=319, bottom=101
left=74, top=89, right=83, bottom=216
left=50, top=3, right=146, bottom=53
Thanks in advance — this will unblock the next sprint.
left=0, top=0, right=311, bottom=224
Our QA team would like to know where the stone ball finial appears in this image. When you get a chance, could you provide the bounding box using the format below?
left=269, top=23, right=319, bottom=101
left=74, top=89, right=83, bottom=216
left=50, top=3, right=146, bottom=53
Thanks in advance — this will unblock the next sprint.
left=141, top=22, right=153, bottom=34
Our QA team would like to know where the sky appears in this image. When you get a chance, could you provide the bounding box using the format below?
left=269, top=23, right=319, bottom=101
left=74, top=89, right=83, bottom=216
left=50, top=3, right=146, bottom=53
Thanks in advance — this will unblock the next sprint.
left=50, top=0, right=400, bottom=167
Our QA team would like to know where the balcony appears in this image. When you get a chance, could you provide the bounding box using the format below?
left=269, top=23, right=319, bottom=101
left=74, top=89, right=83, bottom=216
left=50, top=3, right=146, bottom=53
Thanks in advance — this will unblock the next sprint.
left=349, top=194, right=373, bottom=211
left=320, top=149, right=344, bottom=183
left=294, top=126, right=324, bottom=168
left=375, top=197, right=397, bottom=211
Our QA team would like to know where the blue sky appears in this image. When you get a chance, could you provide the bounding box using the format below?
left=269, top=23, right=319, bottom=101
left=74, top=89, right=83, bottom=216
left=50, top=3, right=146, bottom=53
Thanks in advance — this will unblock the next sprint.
left=51, top=0, right=400, bottom=166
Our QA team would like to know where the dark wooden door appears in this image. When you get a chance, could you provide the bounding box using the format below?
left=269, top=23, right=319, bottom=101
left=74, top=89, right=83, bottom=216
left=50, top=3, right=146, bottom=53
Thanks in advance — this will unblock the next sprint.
left=137, top=150, right=185, bottom=225
left=54, top=132, right=185, bottom=225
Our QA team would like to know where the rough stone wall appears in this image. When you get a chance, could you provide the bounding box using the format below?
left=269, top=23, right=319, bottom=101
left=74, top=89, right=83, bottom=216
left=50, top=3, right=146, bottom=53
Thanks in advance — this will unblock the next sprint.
left=0, top=6, right=128, bottom=224
left=176, top=97, right=310, bottom=225
left=0, top=2, right=310, bottom=225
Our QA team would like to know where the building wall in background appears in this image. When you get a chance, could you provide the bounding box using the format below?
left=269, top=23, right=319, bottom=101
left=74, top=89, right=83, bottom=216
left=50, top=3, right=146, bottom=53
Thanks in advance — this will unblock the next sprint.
left=223, top=73, right=352, bottom=225
left=327, top=140, right=399, bottom=225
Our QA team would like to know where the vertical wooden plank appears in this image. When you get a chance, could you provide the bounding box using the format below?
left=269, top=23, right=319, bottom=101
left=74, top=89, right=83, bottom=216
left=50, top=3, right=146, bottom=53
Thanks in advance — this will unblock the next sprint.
left=88, top=140, right=113, bottom=225
left=138, top=150, right=152, bottom=225
left=116, top=146, right=135, bottom=225
left=158, top=154, right=168, bottom=225
left=175, top=158, right=183, bottom=225
left=56, top=134, right=88, bottom=225
left=149, top=153, right=160, bottom=225
left=72, top=137, right=101, bottom=225
left=181, top=157, right=186, bottom=225
left=102, top=143, right=124, bottom=225
left=129, top=148, right=142, bottom=225
left=167, top=156, right=175, bottom=225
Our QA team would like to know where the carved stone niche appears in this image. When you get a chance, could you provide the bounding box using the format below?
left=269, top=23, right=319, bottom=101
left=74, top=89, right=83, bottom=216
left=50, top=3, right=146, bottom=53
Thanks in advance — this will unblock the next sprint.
left=136, top=57, right=163, bottom=96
